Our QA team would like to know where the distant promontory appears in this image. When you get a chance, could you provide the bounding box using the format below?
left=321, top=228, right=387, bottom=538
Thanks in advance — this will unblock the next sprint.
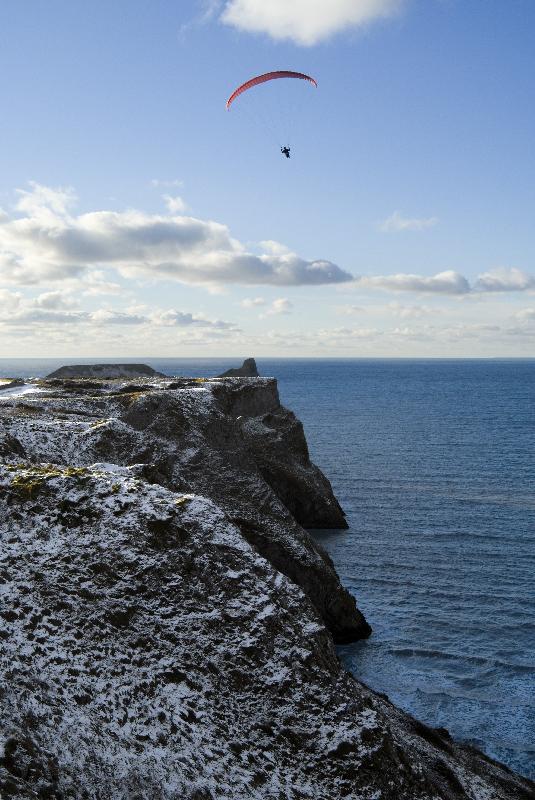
left=45, top=363, right=166, bottom=379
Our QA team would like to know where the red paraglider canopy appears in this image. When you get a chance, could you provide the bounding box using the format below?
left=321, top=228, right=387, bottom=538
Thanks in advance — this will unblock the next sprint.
left=226, top=71, right=317, bottom=110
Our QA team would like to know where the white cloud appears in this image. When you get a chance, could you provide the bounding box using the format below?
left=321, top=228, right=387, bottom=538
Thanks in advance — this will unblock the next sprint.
left=34, top=290, right=78, bottom=310
left=261, top=297, right=293, bottom=317
left=149, top=309, right=236, bottom=329
left=335, top=304, right=365, bottom=315
left=81, top=271, right=122, bottom=296
left=258, top=240, right=292, bottom=256
left=354, top=270, right=470, bottom=294
left=386, top=301, right=438, bottom=318
left=150, top=178, right=183, bottom=188
left=379, top=211, right=438, bottom=233
left=0, top=288, right=21, bottom=308
left=0, top=289, right=237, bottom=333
left=514, top=308, right=535, bottom=321
left=164, top=194, right=188, bottom=214
left=241, top=297, right=266, bottom=308
left=221, top=0, right=405, bottom=45
left=474, top=267, right=535, bottom=293
left=15, top=181, right=75, bottom=222
left=0, top=183, right=352, bottom=289
left=89, top=309, right=147, bottom=326
left=390, top=325, right=430, bottom=339
left=348, top=268, right=535, bottom=296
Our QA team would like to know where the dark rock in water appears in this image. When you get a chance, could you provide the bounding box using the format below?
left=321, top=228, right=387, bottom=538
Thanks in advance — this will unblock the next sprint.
left=217, top=357, right=259, bottom=378
left=0, top=379, right=533, bottom=799
left=45, top=363, right=165, bottom=379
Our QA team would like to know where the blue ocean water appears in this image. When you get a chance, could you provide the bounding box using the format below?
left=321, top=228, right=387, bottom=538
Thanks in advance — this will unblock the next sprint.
left=1, top=357, right=534, bottom=778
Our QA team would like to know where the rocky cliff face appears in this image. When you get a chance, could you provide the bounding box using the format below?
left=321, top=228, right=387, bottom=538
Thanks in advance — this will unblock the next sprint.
left=1, top=377, right=533, bottom=800
left=0, top=377, right=365, bottom=645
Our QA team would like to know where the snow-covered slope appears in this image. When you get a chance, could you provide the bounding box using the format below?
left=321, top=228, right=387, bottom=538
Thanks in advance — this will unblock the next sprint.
left=0, top=377, right=533, bottom=799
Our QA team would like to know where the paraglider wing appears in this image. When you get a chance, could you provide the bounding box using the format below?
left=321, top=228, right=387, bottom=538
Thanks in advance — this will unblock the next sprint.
left=226, top=71, right=317, bottom=110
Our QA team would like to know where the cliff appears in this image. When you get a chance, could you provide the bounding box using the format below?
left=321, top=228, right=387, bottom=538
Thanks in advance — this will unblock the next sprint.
left=45, top=363, right=166, bottom=379
left=0, top=377, right=533, bottom=800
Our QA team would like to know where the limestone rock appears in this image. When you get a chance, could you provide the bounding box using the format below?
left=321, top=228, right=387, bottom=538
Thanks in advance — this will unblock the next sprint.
left=0, top=462, right=532, bottom=799
left=216, top=357, right=259, bottom=378
left=0, top=376, right=365, bottom=643
left=45, top=363, right=166, bottom=379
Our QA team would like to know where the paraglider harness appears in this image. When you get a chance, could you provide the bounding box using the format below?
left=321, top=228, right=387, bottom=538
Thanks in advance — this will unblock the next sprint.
left=281, top=146, right=291, bottom=159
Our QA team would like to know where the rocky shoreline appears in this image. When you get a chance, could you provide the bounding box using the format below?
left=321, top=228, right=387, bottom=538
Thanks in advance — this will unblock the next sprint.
left=1, top=374, right=533, bottom=799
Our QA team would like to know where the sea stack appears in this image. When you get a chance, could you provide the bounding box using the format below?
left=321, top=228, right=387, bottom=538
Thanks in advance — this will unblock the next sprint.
left=217, top=357, right=259, bottom=378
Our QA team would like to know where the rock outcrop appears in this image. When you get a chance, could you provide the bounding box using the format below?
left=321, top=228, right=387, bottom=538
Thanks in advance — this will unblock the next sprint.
left=1, top=376, right=361, bottom=642
left=1, top=377, right=533, bottom=800
left=45, top=363, right=165, bottom=379
left=217, top=357, right=259, bottom=378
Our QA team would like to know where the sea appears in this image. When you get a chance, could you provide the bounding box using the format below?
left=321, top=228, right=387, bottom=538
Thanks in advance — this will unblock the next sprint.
left=1, top=357, right=534, bottom=779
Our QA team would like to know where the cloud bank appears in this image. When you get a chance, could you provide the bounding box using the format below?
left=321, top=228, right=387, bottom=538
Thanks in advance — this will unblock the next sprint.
left=0, top=183, right=352, bottom=289
left=221, top=0, right=405, bottom=45
left=354, top=270, right=470, bottom=294
left=350, top=268, right=535, bottom=295
left=2, top=185, right=534, bottom=310
left=0, top=289, right=236, bottom=332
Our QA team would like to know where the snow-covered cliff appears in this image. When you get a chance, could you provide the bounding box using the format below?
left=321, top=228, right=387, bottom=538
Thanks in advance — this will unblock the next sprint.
left=0, top=376, right=533, bottom=799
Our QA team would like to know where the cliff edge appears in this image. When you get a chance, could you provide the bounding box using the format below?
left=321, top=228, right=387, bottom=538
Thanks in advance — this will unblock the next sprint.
left=0, top=376, right=533, bottom=800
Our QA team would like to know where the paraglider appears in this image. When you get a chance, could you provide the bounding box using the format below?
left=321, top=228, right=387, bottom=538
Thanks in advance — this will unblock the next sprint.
left=226, top=71, right=317, bottom=158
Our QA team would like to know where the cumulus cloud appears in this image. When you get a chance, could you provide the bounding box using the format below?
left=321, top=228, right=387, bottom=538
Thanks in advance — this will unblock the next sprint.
left=354, top=270, right=470, bottom=295
left=379, top=211, right=438, bottom=233
left=4, top=183, right=535, bottom=313
left=386, top=301, right=438, bottom=318
left=474, top=267, right=535, bottom=293
left=15, top=181, right=76, bottom=222
left=89, top=309, right=147, bottom=326
left=0, top=183, right=352, bottom=289
left=34, top=291, right=78, bottom=310
left=221, top=0, right=405, bottom=45
left=261, top=297, right=293, bottom=317
left=258, top=240, right=292, bottom=256
left=164, top=194, right=188, bottom=214
left=348, top=268, right=535, bottom=296
left=0, top=289, right=237, bottom=332
left=240, top=297, right=266, bottom=308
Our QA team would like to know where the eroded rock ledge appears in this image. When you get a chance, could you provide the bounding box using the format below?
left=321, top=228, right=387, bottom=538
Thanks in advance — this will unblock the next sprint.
left=0, top=376, right=533, bottom=800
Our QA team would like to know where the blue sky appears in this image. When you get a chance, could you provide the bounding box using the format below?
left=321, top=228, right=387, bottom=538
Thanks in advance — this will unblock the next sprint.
left=1, top=0, right=535, bottom=357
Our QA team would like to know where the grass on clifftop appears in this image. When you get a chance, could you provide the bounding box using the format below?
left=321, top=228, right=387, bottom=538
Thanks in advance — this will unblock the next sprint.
left=7, top=464, right=90, bottom=499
